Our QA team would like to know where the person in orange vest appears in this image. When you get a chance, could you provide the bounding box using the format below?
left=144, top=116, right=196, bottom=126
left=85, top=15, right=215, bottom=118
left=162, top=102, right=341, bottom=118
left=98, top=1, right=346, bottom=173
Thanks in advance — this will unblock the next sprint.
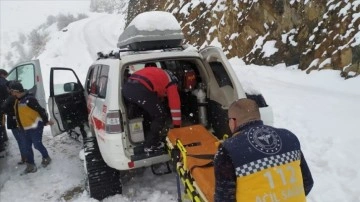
left=9, top=82, right=54, bottom=174
left=214, top=99, right=313, bottom=201
left=1, top=81, right=27, bottom=164
left=122, top=66, right=181, bottom=152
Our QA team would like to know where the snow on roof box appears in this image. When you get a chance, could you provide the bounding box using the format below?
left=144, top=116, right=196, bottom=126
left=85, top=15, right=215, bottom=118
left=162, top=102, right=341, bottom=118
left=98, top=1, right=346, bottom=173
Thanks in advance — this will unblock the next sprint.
left=117, top=11, right=184, bottom=51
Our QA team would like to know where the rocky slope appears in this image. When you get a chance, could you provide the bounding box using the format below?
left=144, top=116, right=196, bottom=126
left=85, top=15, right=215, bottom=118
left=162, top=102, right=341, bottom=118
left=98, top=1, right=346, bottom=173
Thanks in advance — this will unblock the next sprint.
left=127, top=0, right=360, bottom=78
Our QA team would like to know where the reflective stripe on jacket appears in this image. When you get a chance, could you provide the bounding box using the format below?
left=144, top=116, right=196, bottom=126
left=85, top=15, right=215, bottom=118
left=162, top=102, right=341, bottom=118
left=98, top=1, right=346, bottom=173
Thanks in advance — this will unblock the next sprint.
left=220, top=121, right=311, bottom=202
left=14, top=93, right=48, bottom=130
left=129, top=67, right=181, bottom=126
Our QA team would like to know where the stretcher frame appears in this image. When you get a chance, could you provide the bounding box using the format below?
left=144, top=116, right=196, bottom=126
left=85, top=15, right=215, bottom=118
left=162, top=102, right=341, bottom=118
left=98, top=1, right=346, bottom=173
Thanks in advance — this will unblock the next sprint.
left=166, top=125, right=223, bottom=202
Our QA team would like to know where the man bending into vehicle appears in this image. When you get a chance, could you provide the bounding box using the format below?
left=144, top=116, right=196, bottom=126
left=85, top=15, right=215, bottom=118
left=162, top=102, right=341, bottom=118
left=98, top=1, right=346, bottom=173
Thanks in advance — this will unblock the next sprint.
left=122, top=66, right=181, bottom=153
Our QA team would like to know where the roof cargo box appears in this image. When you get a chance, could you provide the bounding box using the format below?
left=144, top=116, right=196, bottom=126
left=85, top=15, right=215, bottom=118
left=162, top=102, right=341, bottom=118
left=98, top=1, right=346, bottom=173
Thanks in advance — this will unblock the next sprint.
left=117, top=11, right=184, bottom=51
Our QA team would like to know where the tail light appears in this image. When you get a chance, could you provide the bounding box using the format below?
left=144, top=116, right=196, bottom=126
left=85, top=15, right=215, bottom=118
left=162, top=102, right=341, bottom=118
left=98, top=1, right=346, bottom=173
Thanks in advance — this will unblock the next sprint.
left=246, top=93, right=268, bottom=107
left=105, top=110, right=123, bottom=133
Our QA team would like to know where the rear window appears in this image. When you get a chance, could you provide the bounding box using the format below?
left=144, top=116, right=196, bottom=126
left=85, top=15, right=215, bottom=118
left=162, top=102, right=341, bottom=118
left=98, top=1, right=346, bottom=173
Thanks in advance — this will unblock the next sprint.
left=209, top=61, right=233, bottom=88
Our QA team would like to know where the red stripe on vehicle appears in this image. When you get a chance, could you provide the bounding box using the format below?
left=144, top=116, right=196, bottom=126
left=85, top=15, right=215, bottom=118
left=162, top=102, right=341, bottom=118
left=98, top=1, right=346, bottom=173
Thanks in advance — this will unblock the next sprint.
left=92, top=116, right=105, bottom=131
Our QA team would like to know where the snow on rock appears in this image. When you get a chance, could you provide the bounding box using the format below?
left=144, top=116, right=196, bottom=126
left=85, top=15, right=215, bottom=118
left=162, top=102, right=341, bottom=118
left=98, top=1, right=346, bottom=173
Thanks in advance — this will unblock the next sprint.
left=129, top=11, right=181, bottom=31
left=261, top=40, right=278, bottom=57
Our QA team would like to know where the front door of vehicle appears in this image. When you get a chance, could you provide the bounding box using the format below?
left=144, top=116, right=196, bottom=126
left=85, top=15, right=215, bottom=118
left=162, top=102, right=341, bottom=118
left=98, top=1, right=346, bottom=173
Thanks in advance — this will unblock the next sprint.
left=48, top=67, right=88, bottom=136
left=7, top=59, right=46, bottom=109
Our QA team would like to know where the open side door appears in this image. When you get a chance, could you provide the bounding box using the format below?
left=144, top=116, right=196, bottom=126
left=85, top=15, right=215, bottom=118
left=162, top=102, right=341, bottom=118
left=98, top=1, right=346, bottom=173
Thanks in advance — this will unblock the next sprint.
left=7, top=59, right=46, bottom=109
left=48, top=67, right=88, bottom=136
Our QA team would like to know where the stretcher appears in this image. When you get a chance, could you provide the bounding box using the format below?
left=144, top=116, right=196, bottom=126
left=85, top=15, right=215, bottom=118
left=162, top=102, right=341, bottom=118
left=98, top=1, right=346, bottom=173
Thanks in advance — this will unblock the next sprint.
left=166, top=125, right=222, bottom=202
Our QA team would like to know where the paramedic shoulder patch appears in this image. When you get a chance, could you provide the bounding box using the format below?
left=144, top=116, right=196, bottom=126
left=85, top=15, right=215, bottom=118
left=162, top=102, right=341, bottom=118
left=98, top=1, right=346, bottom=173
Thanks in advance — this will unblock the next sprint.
left=247, top=126, right=282, bottom=154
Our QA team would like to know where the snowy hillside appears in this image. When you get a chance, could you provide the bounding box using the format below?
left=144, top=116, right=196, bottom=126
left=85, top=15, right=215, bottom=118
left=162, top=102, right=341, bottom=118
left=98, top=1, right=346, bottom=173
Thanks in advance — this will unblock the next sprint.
left=128, top=0, right=360, bottom=77
left=0, top=1, right=91, bottom=68
left=1, top=11, right=360, bottom=202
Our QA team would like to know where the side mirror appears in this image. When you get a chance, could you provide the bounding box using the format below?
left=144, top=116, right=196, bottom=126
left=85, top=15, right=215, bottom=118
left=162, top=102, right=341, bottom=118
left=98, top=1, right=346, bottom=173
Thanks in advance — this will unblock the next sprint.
left=64, top=82, right=80, bottom=92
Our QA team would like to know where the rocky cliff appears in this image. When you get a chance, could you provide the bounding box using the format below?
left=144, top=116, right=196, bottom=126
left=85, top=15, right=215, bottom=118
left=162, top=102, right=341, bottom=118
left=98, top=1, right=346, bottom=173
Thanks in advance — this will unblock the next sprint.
left=127, top=0, right=360, bottom=78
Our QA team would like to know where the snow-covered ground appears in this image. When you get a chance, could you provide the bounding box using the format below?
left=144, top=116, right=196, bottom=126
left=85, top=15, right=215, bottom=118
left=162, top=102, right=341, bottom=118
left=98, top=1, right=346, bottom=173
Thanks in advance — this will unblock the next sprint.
left=230, top=61, right=360, bottom=202
left=1, top=4, right=360, bottom=202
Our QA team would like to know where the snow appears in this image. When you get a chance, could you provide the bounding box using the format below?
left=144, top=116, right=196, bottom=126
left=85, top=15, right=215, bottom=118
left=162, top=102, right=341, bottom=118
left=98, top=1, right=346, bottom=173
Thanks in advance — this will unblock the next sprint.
left=353, top=31, right=360, bottom=46
left=128, top=11, right=181, bottom=31
left=338, top=2, right=351, bottom=17
left=0, top=0, right=90, bottom=67
left=261, top=40, right=278, bottom=57
left=319, top=58, right=331, bottom=69
left=1, top=2, right=360, bottom=202
left=229, top=33, right=239, bottom=40
left=229, top=60, right=360, bottom=202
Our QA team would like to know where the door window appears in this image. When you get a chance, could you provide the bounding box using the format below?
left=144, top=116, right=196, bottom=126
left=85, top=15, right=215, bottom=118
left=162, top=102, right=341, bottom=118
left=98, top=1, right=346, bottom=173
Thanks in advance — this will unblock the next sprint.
left=89, top=65, right=100, bottom=95
left=52, top=69, right=79, bottom=96
left=85, top=67, right=94, bottom=94
left=97, top=65, right=109, bottom=98
left=7, top=64, right=35, bottom=90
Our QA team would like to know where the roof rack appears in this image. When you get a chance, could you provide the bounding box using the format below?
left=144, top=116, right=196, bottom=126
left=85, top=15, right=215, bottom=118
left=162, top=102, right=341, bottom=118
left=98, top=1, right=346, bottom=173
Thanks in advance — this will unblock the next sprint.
left=117, top=11, right=184, bottom=51
left=96, top=51, right=121, bottom=60
left=97, top=45, right=186, bottom=60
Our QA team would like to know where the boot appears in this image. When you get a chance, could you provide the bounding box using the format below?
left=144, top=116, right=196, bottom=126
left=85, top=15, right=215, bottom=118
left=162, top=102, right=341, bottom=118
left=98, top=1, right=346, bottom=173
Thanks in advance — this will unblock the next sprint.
left=41, top=157, right=52, bottom=167
left=22, top=163, right=37, bottom=174
left=17, top=159, right=26, bottom=165
left=17, top=156, right=27, bottom=165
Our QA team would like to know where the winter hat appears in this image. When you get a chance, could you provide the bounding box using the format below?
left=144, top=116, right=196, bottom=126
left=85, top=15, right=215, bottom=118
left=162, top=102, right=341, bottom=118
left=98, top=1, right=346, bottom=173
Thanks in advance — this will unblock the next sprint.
left=5, top=80, right=15, bottom=88
left=9, top=81, right=24, bottom=92
left=0, top=69, right=8, bottom=77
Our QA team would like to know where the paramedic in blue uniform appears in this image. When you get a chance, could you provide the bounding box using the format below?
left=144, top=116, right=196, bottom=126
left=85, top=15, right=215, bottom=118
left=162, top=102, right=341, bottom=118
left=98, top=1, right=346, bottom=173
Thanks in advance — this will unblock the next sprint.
left=214, top=98, right=313, bottom=201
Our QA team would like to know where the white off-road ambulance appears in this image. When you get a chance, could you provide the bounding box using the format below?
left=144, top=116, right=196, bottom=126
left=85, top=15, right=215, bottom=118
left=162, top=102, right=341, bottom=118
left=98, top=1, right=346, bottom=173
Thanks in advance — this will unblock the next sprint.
left=7, top=11, right=273, bottom=200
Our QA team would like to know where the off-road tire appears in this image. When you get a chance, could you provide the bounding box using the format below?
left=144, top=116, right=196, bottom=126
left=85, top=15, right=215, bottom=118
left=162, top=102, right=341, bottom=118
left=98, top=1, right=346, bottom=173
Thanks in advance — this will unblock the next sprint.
left=83, top=136, right=122, bottom=200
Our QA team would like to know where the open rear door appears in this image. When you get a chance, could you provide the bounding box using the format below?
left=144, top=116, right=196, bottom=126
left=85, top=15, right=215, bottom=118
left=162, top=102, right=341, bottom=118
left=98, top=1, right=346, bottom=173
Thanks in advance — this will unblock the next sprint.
left=200, top=46, right=273, bottom=127
left=199, top=46, right=246, bottom=104
left=199, top=46, right=247, bottom=138
left=48, top=67, right=88, bottom=136
left=7, top=59, right=46, bottom=108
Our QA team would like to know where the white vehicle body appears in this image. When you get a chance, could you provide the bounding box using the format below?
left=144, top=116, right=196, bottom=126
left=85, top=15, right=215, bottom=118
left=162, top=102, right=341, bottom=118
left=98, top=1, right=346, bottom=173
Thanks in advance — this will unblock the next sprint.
left=8, top=47, right=273, bottom=171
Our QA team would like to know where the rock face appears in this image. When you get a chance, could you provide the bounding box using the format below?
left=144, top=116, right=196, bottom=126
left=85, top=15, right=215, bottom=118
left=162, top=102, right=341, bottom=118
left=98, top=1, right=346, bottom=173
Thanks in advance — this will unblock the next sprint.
left=127, top=0, right=360, bottom=78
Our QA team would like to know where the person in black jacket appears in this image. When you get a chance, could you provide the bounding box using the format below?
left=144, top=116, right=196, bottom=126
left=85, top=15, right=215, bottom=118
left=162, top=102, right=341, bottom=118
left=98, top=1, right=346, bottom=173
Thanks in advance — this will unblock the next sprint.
left=9, top=82, right=54, bottom=174
left=1, top=81, right=27, bottom=164
left=0, top=69, right=9, bottom=152
left=214, top=99, right=314, bottom=201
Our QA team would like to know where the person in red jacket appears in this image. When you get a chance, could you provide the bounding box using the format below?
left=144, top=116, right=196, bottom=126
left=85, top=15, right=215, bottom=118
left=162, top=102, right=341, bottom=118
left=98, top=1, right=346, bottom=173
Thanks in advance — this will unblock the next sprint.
left=122, top=66, right=181, bottom=152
